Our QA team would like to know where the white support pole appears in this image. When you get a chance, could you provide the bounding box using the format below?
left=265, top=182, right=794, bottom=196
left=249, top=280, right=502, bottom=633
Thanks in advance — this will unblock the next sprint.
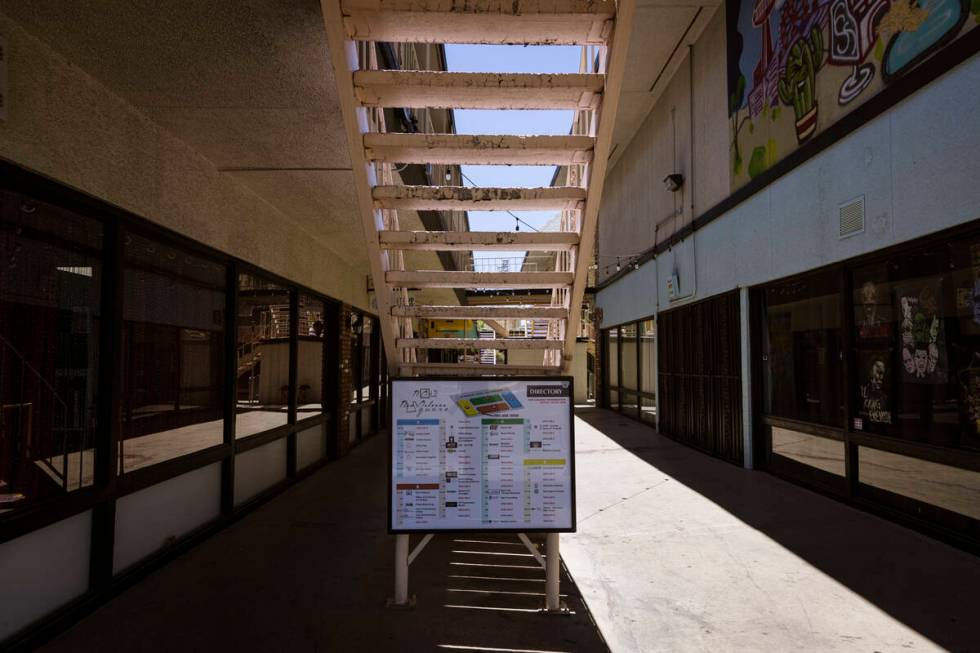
left=545, top=532, right=561, bottom=612
left=739, top=286, right=754, bottom=470
left=394, top=533, right=410, bottom=605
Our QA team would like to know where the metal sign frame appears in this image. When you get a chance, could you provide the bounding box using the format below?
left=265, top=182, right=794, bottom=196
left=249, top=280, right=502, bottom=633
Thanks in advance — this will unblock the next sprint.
left=387, top=375, right=577, bottom=535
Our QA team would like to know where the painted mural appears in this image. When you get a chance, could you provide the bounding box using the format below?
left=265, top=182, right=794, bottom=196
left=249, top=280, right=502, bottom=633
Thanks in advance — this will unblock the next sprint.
left=727, top=0, right=979, bottom=187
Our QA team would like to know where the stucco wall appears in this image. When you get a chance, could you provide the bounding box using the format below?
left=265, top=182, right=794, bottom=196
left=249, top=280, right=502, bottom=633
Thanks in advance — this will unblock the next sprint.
left=0, top=12, right=370, bottom=309
left=597, top=7, right=729, bottom=286
left=598, top=53, right=980, bottom=327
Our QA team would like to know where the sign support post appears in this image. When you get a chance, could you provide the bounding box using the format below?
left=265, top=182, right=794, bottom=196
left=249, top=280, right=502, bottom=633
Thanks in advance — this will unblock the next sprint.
left=393, top=533, right=409, bottom=606
left=388, top=377, right=576, bottom=611
left=545, top=532, right=561, bottom=612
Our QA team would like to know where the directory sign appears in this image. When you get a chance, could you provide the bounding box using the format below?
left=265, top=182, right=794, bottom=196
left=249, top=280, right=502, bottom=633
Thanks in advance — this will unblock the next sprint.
left=389, top=377, right=575, bottom=533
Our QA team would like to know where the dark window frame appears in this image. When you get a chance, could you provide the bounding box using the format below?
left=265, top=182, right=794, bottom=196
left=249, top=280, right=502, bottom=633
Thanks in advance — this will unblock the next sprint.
left=601, top=318, right=654, bottom=424
left=0, top=163, right=345, bottom=550
left=752, top=215, right=980, bottom=550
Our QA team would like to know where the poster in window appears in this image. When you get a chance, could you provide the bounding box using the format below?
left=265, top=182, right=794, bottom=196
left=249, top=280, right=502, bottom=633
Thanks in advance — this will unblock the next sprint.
left=952, top=268, right=980, bottom=336
left=895, top=278, right=947, bottom=384
left=958, top=353, right=980, bottom=449
left=853, top=279, right=892, bottom=340
left=857, top=349, right=892, bottom=426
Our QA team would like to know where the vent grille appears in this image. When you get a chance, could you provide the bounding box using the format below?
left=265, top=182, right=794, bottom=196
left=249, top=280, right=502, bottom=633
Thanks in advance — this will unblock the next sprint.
left=839, top=196, right=865, bottom=239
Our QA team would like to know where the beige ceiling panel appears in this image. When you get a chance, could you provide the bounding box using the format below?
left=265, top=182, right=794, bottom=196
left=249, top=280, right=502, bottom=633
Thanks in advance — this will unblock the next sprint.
left=620, top=7, right=697, bottom=93
left=144, top=107, right=351, bottom=170
left=2, top=1, right=338, bottom=110
left=225, top=170, right=366, bottom=269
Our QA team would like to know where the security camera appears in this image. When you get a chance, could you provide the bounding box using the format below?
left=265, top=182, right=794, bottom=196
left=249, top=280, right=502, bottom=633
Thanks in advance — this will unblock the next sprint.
left=663, top=173, right=684, bottom=192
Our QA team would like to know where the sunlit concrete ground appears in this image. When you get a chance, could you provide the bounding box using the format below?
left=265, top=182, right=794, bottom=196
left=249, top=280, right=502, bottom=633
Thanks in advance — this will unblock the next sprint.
left=564, top=408, right=980, bottom=652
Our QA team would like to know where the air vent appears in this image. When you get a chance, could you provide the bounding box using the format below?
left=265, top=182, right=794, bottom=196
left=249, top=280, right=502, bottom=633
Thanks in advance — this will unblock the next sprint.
left=839, top=196, right=865, bottom=239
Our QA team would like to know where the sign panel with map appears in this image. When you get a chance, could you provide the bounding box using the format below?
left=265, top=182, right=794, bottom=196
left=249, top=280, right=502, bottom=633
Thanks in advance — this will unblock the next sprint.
left=389, top=377, right=576, bottom=533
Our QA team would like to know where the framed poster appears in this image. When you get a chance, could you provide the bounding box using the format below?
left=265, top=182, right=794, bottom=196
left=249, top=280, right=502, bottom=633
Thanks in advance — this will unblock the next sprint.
left=389, top=377, right=576, bottom=533
left=894, top=277, right=948, bottom=384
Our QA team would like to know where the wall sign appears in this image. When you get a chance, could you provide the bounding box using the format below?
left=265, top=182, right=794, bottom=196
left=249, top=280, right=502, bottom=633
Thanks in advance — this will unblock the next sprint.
left=389, top=377, right=576, bottom=533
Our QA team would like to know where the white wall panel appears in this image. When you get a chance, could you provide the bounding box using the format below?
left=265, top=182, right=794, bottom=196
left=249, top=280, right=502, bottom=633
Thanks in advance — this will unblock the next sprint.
left=296, top=424, right=325, bottom=470
left=890, top=58, right=980, bottom=243
left=596, top=258, right=658, bottom=327
left=0, top=511, right=91, bottom=641
left=599, top=55, right=980, bottom=326
left=234, top=438, right=287, bottom=506
left=113, top=463, right=221, bottom=574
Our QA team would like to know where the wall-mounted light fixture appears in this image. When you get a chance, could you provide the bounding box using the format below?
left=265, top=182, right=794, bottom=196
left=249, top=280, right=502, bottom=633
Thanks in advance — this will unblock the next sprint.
left=663, top=173, right=685, bottom=192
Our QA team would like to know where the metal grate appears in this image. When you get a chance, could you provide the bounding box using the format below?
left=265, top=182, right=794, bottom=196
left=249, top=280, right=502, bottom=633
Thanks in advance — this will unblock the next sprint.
left=839, top=195, right=865, bottom=239
left=656, top=291, right=744, bottom=465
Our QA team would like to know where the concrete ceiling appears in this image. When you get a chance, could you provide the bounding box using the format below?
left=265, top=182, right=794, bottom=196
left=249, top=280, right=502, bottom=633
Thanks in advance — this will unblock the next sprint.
left=5, top=0, right=717, bottom=307
left=3, top=0, right=458, bottom=306
left=607, top=0, right=721, bottom=171
left=3, top=1, right=365, bottom=260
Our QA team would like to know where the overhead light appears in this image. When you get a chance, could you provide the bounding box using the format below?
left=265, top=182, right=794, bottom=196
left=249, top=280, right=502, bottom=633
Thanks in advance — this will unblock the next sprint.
left=663, top=173, right=684, bottom=192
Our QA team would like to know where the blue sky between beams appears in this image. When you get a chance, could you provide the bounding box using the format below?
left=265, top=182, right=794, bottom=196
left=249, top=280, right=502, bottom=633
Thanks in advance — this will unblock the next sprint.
left=444, top=44, right=582, bottom=266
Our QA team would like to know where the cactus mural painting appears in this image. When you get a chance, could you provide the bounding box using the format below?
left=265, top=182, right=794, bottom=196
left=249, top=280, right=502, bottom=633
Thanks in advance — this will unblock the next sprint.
left=777, top=26, right=825, bottom=143
left=727, top=0, right=976, bottom=189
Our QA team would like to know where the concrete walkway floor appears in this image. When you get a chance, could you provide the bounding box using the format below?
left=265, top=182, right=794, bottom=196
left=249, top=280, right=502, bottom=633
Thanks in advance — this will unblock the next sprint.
left=564, top=408, right=980, bottom=653
left=39, top=433, right=609, bottom=653
left=39, top=410, right=980, bottom=652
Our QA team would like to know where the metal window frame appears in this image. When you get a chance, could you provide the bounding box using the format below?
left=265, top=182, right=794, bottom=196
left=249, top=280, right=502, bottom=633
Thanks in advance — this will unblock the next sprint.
left=751, top=218, right=980, bottom=553
left=0, top=161, right=363, bottom=651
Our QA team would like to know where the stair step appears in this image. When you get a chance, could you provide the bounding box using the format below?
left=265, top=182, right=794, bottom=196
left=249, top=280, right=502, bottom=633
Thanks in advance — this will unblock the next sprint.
left=373, top=186, right=586, bottom=211
left=379, top=231, right=579, bottom=251
left=353, top=71, right=603, bottom=110
left=386, top=271, right=574, bottom=289
left=341, top=0, right=614, bottom=45
left=398, top=362, right=564, bottom=376
left=392, top=305, right=569, bottom=319
left=398, top=338, right=564, bottom=350
left=363, top=133, right=595, bottom=166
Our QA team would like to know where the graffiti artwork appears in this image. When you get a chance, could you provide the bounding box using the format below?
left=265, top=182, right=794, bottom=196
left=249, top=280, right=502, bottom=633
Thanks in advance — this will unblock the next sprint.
left=857, top=349, right=893, bottom=424
left=895, top=279, right=948, bottom=383
left=958, top=353, right=980, bottom=446
left=854, top=278, right=892, bottom=339
left=727, top=0, right=978, bottom=187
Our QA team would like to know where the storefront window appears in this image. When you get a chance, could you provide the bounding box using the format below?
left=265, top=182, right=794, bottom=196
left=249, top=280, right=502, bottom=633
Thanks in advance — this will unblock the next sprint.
left=621, top=323, right=638, bottom=393
left=858, top=446, right=980, bottom=521
left=1, top=191, right=101, bottom=512
left=771, top=428, right=845, bottom=477
left=640, top=320, right=656, bottom=424
left=350, top=312, right=362, bottom=404
left=763, top=270, right=843, bottom=427
left=362, top=317, right=373, bottom=401
left=120, top=232, right=226, bottom=472
left=850, top=241, right=980, bottom=452
left=236, top=273, right=291, bottom=438
left=297, top=294, right=325, bottom=421
left=607, top=327, right=619, bottom=408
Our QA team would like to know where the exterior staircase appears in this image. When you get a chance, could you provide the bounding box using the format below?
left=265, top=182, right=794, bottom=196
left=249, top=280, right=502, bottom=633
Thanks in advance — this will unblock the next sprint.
left=321, top=0, right=634, bottom=377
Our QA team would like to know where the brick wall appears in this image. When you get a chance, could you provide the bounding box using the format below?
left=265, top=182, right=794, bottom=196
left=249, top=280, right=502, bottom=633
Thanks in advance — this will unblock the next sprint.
left=593, top=307, right=604, bottom=408
left=334, top=304, right=355, bottom=457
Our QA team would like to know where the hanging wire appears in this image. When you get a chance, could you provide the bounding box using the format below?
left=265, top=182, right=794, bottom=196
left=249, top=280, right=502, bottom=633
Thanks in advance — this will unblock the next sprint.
left=459, top=170, right=541, bottom=232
